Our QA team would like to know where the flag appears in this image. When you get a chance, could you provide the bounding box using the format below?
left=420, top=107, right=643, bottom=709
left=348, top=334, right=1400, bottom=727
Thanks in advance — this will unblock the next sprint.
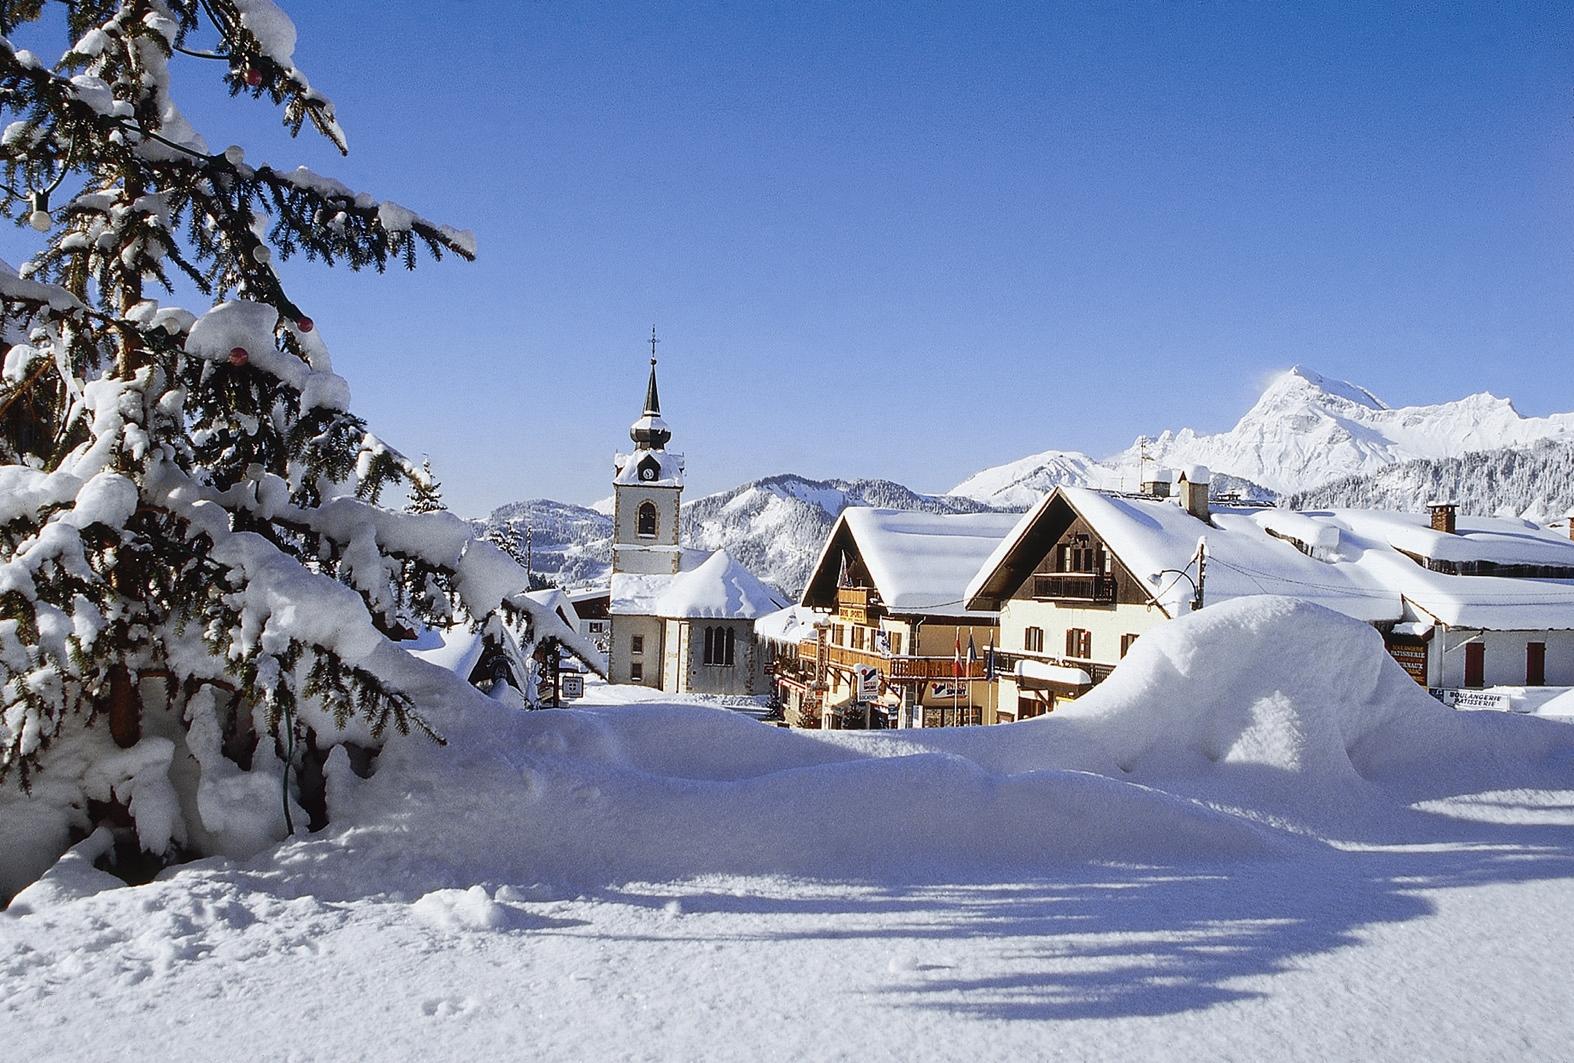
left=953, top=634, right=962, bottom=678
left=966, top=633, right=978, bottom=674
left=985, top=641, right=996, bottom=682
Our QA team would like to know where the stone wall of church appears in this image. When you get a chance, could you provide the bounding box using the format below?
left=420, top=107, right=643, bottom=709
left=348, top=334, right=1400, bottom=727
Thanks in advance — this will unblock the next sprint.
left=674, top=619, right=768, bottom=696
left=608, top=613, right=665, bottom=688
left=611, top=485, right=682, bottom=576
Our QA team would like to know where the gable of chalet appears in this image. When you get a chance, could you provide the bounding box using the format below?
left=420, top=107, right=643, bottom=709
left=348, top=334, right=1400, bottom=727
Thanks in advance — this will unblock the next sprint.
left=800, top=514, right=878, bottom=611
left=966, top=490, right=1171, bottom=616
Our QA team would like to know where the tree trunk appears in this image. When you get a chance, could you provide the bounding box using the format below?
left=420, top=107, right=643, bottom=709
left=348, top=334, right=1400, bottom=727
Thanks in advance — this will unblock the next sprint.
left=108, top=663, right=141, bottom=748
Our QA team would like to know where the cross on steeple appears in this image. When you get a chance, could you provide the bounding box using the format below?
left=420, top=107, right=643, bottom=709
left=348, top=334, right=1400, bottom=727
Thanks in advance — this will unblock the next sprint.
left=630, top=328, right=672, bottom=449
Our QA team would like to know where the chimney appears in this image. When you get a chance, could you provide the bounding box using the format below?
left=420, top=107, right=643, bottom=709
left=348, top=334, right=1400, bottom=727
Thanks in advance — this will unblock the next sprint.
left=1428, top=502, right=1458, bottom=535
left=1141, top=467, right=1175, bottom=499
left=1177, top=465, right=1211, bottom=522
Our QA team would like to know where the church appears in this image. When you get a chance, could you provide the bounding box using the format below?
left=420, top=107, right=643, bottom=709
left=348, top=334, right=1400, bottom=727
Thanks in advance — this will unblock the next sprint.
left=606, top=340, right=784, bottom=694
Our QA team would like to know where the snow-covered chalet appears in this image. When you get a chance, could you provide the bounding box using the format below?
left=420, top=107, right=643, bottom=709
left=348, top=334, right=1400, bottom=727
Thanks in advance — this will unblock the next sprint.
left=965, top=470, right=1574, bottom=718
left=606, top=348, right=784, bottom=694
left=779, top=508, right=1022, bottom=727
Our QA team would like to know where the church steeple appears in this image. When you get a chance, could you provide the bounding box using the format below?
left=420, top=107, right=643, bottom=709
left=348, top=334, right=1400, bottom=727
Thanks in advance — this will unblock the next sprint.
left=630, top=326, right=673, bottom=450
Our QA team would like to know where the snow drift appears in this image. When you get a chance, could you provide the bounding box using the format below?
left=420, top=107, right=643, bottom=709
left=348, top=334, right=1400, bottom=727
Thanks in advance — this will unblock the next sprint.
left=7, top=596, right=1570, bottom=905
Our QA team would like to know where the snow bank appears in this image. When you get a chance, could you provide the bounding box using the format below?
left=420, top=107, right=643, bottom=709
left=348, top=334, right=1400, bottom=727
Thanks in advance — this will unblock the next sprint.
left=14, top=596, right=1571, bottom=903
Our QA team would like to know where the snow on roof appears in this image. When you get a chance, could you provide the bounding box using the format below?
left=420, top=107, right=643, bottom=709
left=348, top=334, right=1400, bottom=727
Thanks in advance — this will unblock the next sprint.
left=613, top=549, right=784, bottom=620
left=1328, top=509, right=1574, bottom=569
left=1061, top=489, right=1400, bottom=623
left=1179, top=465, right=1211, bottom=485
left=523, top=587, right=581, bottom=629
left=976, top=488, right=1574, bottom=631
left=1016, top=659, right=1092, bottom=686
left=1306, top=510, right=1574, bottom=630
left=755, top=604, right=822, bottom=645
left=613, top=448, right=685, bottom=487
left=1250, top=508, right=1341, bottom=553
left=818, top=509, right=1024, bottom=619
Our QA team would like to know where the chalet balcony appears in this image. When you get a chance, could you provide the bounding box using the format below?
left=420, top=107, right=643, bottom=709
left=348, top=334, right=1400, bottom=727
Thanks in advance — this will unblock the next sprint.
left=798, top=640, right=987, bottom=680
left=1031, top=573, right=1116, bottom=603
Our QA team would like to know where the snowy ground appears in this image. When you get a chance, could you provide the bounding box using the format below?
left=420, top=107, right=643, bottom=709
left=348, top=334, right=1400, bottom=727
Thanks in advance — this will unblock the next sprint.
left=4, top=598, right=1573, bottom=1061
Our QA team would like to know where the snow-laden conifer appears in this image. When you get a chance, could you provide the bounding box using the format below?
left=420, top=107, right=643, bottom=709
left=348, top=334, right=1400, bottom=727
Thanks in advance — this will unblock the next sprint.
left=0, top=1, right=593, bottom=866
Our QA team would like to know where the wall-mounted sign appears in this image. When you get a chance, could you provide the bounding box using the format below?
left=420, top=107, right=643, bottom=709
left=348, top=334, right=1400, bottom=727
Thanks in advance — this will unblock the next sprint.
left=1384, top=642, right=1428, bottom=685
left=853, top=664, right=881, bottom=702
left=560, top=674, right=585, bottom=700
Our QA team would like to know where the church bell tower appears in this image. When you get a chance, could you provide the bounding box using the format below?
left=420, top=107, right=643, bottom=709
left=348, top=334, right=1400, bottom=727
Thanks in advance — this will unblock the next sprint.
left=612, top=328, right=684, bottom=576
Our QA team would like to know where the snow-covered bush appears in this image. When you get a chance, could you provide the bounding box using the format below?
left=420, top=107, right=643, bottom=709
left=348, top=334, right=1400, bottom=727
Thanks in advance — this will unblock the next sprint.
left=0, top=1, right=584, bottom=889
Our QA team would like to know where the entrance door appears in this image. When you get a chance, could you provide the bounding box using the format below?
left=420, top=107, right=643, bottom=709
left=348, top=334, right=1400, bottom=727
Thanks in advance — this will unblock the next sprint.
left=1464, top=643, right=1485, bottom=689
left=1527, top=642, right=1546, bottom=686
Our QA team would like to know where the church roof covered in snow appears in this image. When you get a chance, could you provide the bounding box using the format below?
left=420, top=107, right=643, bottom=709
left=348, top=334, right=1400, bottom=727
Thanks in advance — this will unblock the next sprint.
left=612, top=549, right=786, bottom=620
left=613, top=447, right=685, bottom=488
left=967, top=487, right=1574, bottom=631
left=802, top=508, right=1023, bottom=620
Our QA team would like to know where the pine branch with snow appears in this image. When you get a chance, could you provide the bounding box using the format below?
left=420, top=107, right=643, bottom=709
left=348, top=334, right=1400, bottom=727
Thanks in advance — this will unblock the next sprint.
left=0, top=2, right=584, bottom=873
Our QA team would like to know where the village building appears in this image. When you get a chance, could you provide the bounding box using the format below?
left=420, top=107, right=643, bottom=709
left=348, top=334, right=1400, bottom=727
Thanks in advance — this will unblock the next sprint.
left=965, top=470, right=1574, bottom=717
left=566, top=586, right=611, bottom=651
left=785, top=508, right=1022, bottom=728
left=606, top=345, right=784, bottom=694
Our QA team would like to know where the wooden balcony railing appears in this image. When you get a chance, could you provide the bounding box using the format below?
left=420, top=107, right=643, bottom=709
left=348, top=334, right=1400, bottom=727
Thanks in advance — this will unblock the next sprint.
left=797, top=639, right=987, bottom=680
left=1031, top=573, right=1116, bottom=603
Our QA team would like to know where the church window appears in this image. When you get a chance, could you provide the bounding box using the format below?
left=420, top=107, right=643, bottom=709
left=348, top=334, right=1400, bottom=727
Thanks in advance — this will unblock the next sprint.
left=636, top=501, right=658, bottom=539
left=702, top=626, right=737, bottom=667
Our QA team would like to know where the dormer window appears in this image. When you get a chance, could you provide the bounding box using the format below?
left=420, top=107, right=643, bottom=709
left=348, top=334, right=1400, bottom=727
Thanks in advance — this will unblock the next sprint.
left=637, top=501, right=658, bottom=539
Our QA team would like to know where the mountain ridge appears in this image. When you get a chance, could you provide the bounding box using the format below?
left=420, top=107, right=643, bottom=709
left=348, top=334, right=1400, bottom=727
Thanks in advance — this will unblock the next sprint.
left=951, top=366, right=1574, bottom=506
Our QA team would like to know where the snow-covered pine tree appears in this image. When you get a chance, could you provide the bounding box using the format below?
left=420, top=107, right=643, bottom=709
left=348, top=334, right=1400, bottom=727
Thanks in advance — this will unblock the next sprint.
left=0, top=1, right=594, bottom=873
left=406, top=457, right=445, bottom=514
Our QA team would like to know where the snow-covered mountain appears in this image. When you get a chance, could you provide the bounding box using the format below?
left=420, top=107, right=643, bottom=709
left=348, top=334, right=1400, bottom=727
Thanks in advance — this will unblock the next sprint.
left=1291, top=439, right=1574, bottom=525
left=481, top=474, right=1000, bottom=597
left=481, top=498, right=614, bottom=590
left=952, top=366, right=1574, bottom=505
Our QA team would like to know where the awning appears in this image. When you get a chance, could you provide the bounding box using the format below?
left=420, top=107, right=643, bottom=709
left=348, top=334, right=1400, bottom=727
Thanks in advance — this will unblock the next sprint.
left=1015, top=660, right=1092, bottom=690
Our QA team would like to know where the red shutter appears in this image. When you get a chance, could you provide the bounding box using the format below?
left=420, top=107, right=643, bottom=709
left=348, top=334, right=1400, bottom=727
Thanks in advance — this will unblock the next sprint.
left=1464, top=643, right=1485, bottom=689
left=1527, top=642, right=1546, bottom=686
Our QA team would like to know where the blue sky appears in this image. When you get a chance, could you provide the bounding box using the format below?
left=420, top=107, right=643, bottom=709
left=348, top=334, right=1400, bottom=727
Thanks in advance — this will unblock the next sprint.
left=7, top=2, right=1574, bottom=515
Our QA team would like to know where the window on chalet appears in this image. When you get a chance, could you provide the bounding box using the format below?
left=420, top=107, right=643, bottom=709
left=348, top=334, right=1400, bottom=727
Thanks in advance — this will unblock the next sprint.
left=1527, top=642, right=1546, bottom=686
left=1055, top=539, right=1106, bottom=574
left=631, top=662, right=644, bottom=682
left=636, top=501, right=658, bottom=539
left=833, top=624, right=846, bottom=646
left=1066, top=628, right=1092, bottom=659
left=1120, top=633, right=1139, bottom=658
left=1024, top=626, right=1044, bottom=653
left=888, top=630, right=902, bottom=656
left=851, top=626, right=865, bottom=651
left=631, top=635, right=644, bottom=655
left=1018, top=696, right=1049, bottom=720
left=1464, top=642, right=1485, bottom=689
